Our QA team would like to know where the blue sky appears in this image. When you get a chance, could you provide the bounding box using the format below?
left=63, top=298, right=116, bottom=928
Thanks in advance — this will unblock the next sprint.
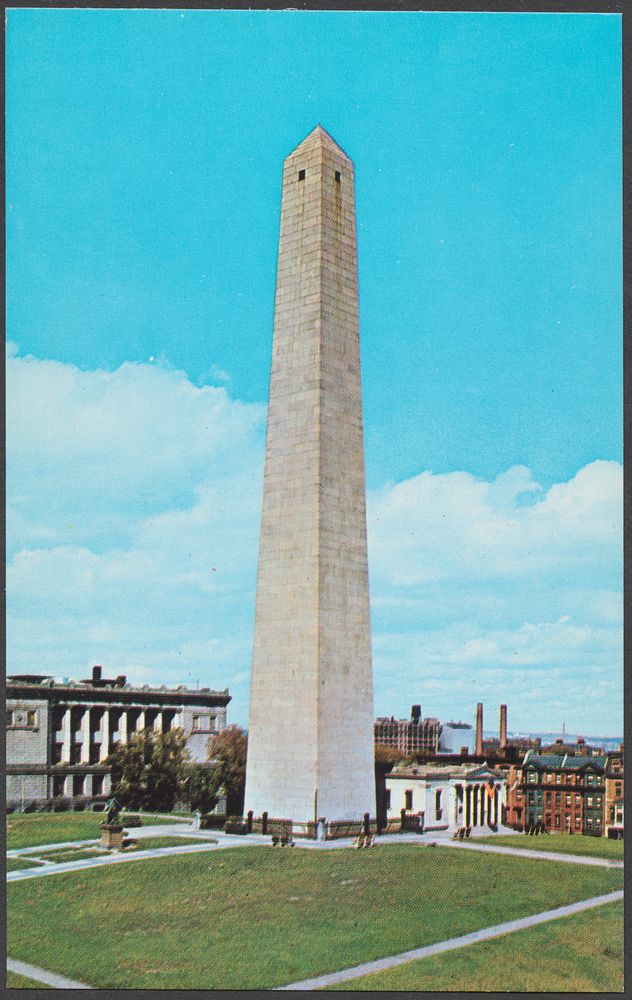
left=7, top=10, right=622, bottom=734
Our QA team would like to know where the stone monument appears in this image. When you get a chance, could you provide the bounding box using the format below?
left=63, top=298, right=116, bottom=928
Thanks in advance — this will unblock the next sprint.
left=244, top=126, right=376, bottom=835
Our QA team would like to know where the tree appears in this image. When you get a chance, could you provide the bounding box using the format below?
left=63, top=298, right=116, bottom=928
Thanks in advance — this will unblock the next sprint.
left=207, top=724, right=248, bottom=816
left=375, top=743, right=407, bottom=767
left=181, top=763, right=219, bottom=814
left=107, top=728, right=191, bottom=812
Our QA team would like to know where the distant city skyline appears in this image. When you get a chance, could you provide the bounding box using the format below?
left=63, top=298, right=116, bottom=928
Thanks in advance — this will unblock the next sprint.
left=7, top=10, right=622, bottom=732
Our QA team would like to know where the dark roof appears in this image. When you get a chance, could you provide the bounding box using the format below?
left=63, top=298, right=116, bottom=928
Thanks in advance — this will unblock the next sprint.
left=524, top=753, right=607, bottom=772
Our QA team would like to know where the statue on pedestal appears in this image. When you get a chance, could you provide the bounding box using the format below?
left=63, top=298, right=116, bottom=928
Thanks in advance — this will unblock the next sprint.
left=104, top=795, right=122, bottom=826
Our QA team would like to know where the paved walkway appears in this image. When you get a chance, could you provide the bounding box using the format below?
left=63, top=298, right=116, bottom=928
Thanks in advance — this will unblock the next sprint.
left=7, top=957, right=90, bottom=989
left=442, top=839, right=623, bottom=868
left=276, top=889, right=624, bottom=990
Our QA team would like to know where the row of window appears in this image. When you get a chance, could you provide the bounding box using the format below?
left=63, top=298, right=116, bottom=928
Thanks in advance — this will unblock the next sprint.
left=52, top=774, right=105, bottom=797
left=525, top=771, right=601, bottom=786
left=297, top=169, right=342, bottom=183
left=192, top=715, right=218, bottom=733
left=528, top=793, right=602, bottom=807
left=534, top=812, right=603, bottom=829
left=7, top=709, right=38, bottom=727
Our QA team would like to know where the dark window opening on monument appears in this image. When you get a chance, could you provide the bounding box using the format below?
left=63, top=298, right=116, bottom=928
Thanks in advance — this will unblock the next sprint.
left=298, top=169, right=305, bottom=181
left=405, top=789, right=413, bottom=810
left=335, top=170, right=341, bottom=182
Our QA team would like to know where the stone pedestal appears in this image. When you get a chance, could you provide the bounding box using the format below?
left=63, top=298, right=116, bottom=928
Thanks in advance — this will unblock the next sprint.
left=100, top=823, right=125, bottom=849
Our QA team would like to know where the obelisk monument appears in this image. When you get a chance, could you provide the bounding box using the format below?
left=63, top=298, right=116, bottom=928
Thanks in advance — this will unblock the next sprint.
left=244, top=126, right=375, bottom=831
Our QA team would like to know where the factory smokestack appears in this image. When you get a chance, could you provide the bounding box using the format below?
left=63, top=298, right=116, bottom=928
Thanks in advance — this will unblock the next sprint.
left=475, top=702, right=483, bottom=756
left=500, top=704, right=507, bottom=750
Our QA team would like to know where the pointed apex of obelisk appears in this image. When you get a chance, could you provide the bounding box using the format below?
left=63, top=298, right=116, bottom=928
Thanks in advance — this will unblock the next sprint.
left=289, top=124, right=352, bottom=163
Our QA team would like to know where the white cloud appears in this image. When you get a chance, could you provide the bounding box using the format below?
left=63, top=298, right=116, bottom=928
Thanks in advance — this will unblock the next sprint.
left=367, top=461, right=622, bottom=732
left=6, top=345, right=622, bottom=733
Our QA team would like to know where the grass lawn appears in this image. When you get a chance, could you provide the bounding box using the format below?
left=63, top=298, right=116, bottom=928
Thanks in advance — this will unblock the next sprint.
left=7, top=971, right=47, bottom=988
left=7, top=843, right=623, bottom=990
left=11, top=837, right=210, bottom=867
left=120, top=835, right=211, bottom=850
left=6, top=857, right=43, bottom=873
left=473, top=833, right=624, bottom=860
left=326, top=899, right=623, bottom=992
left=7, top=811, right=192, bottom=850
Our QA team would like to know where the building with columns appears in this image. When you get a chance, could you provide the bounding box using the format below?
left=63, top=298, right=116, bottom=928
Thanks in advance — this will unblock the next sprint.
left=6, top=666, right=230, bottom=810
left=384, top=761, right=507, bottom=834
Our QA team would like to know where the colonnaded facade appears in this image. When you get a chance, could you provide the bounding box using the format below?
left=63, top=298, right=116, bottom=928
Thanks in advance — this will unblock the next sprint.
left=384, top=761, right=507, bottom=834
left=6, top=666, right=230, bottom=809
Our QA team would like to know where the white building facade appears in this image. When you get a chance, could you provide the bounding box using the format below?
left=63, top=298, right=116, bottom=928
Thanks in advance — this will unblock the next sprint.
left=386, top=762, right=507, bottom=834
left=7, top=667, right=230, bottom=809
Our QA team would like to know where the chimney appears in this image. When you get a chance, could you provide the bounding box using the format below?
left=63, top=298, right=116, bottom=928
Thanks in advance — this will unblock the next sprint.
left=499, top=704, right=507, bottom=750
left=92, top=665, right=102, bottom=682
left=475, top=703, right=483, bottom=756
left=411, top=704, right=421, bottom=724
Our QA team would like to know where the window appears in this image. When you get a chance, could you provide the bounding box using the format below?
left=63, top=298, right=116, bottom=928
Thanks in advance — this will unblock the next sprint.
left=555, top=815, right=561, bottom=827
left=566, top=795, right=571, bottom=806
left=298, top=169, right=305, bottom=181
left=73, top=775, right=85, bottom=797
left=27, top=710, right=37, bottom=727
left=586, top=817, right=593, bottom=828
left=587, top=796, right=593, bottom=808
left=545, top=791, right=551, bottom=803
left=545, top=813, right=551, bottom=826
left=435, top=789, right=442, bottom=820
left=192, top=715, right=201, bottom=731
left=93, top=774, right=104, bottom=796
left=385, top=790, right=391, bottom=810
left=405, top=790, right=413, bottom=810
left=52, top=775, right=66, bottom=797
left=335, top=170, right=341, bottom=182
left=6, top=710, right=14, bottom=726
left=555, top=792, right=561, bottom=804
left=527, top=772, right=536, bottom=783
left=575, top=815, right=581, bottom=828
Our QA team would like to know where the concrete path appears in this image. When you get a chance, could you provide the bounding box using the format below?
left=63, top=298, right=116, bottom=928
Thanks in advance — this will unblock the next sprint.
left=276, top=889, right=624, bottom=991
left=442, top=839, right=624, bottom=868
left=7, top=957, right=91, bottom=989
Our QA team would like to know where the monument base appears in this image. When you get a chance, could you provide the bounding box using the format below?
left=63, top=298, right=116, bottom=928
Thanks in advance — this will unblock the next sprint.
left=248, top=815, right=377, bottom=840
left=100, top=823, right=125, bottom=849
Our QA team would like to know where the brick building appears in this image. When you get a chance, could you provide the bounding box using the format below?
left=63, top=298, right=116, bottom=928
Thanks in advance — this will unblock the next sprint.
left=506, top=750, right=624, bottom=837
left=604, top=750, right=624, bottom=839
left=7, top=667, right=230, bottom=810
left=374, top=705, right=441, bottom=756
